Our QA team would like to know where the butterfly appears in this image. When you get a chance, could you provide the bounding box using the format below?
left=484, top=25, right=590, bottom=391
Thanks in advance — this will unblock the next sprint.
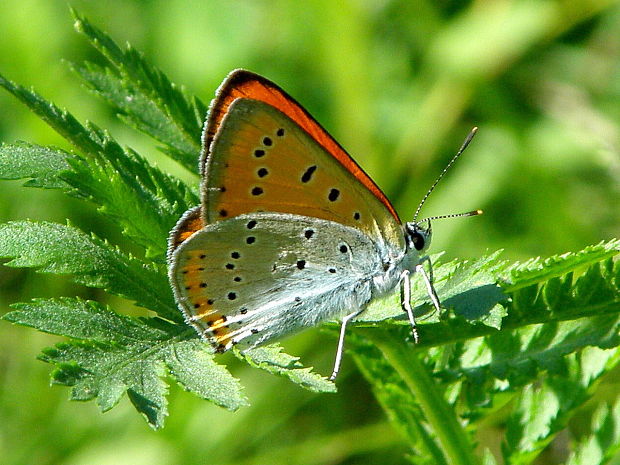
left=167, top=69, right=481, bottom=380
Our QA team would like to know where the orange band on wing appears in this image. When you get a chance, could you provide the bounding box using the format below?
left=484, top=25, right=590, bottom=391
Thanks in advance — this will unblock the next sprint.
left=169, top=207, right=205, bottom=252
left=179, top=254, right=234, bottom=352
left=202, top=69, right=400, bottom=223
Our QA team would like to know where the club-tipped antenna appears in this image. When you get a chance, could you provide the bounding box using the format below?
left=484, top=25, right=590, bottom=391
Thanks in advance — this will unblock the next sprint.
left=412, top=127, right=478, bottom=223
left=417, top=209, right=483, bottom=227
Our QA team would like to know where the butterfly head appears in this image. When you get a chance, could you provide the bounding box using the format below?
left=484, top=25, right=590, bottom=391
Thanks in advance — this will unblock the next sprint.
left=405, top=220, right=432, bottom=254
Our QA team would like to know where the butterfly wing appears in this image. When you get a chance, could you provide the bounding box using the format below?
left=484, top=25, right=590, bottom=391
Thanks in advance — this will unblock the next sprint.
left=201, top=69, right=398, bottom=223
left=167, top=206, right=204, bottom=256
left=201, top=97, right=404, bottom=248
left=169, top=212, right=389, bottom=351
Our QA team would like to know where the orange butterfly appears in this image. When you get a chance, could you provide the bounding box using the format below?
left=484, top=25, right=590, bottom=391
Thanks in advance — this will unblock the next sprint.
left=168, top=70, right=480, bottom=379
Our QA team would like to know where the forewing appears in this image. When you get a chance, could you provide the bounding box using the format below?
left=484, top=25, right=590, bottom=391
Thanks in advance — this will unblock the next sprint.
left=201, top=98, right=404, bottom=248
left=201, top=69, right=398, bottom=224
left=169, top=212, right=383, bottom=351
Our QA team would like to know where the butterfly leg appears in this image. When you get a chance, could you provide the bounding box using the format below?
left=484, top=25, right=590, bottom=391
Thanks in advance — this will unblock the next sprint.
left=330, top=307, right=364, bottom=381
left=401, top=259, right=442, bottom=344
left=415, top=256, right=441, bottom=313
left=399, top=269, right=419, bottom=343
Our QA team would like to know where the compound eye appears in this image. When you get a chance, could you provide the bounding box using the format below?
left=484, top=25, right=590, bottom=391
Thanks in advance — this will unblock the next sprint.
left=411, top=232, right=425, bottom=251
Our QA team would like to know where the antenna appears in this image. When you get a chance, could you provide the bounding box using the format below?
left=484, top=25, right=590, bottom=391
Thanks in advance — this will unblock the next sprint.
left=417, top=209, right=483, bottom=227
left=412, top=127, right=478, bottom=223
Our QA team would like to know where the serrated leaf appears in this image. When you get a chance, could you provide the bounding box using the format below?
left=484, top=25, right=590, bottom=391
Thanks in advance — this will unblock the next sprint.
left=4, top=297, right=247, bottom=428
left=502, top=347, right=620, bottom=464
left=239, top=344, right=336, bottom=393
left=71, top=61, right=202, bottom=169
left=357, top=246, right=620, bottom=349
left=165, top=339, right=248, bottom=409
left=0, top=73, right=198, bottom=258
left=0, top=73, right=102, bottom=156
left=348, top=244, right=620, bottom=449
left=0, top=142, right=72, bottom=189
left=506, top=239, right=620, bottom=292
left=62, top=144, right=198, bottom=258
left=452, top=315, right=620, bottom=386
left=360, top=251, right=507, bottom=330
left=566, top=401, right=620, bottom=465
left=5, top=297, right=160, bottom=342
left=0, top=221, right=180, bottom=322
left=71, top=9, right=205, bottom=171
left=432, top=257, right=620, bottom=416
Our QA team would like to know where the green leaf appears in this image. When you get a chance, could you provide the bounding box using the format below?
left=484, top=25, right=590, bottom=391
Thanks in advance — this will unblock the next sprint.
left=165, top=339, right=248, bottom=409
left=505, top=239, right=620, bottom=292
left=350, top=332, right=447, bottom=465
left=239, top=344, right=337, bottom=393
left=4, top=297, right=162, bottom=342
left=0, top=73, right=102, bottom=156
left=0, top=142, right=72, bottom=189
left=3, top=297, right=247, bottom=428
left=427, top=255, right=620, bottom=418
left=502, top=347, right=620, bottom=464
left=356, top=241, right=620, bottom=348
left=359, top=251, right=507, bottom=328
left=347, top=242, right=620, bottom=462
left=62, top=142, right=198, bottom=258
left=566, top=401, right=620, bottom=465
left=361, top=328, right=479, bottom=465
left=0, top=221, right=180, bottom=322
left=436, top=251, right=508, bottom=328
left=71, top=9, right=205, bottom=171
left=0, top=73, right=198, bottom=258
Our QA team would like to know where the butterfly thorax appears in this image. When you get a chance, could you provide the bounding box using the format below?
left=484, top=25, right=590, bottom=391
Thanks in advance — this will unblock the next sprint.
left=364, top=224, right=413, bottom=298
left=370, top=222, right=432, bottom=298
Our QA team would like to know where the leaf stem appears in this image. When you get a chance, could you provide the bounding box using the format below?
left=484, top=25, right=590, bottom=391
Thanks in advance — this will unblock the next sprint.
left=360, top=328, right=478, bottom=465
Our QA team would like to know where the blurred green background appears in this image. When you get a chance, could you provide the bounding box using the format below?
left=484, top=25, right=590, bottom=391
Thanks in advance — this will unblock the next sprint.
left=1, top=1, right=619, bottom=464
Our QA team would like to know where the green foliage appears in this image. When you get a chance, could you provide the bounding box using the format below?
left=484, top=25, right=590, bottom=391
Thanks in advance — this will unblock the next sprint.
left=70, top=8, right=206, bottom=171
left=566, top=401, right=620, bottom=465
left=0, top=142, right=71, bottom=189
left=503, top=348, right=619, bottom=464
left=0, top=72, right=197, bottom=259
left=0, top=7, right=619, bottom=464
left=4, top=297, right=247, bottom=427
left=351, top=245, right=620, bottom=464
left=240, top=345, right=336, bottom=393
left=0, top=221, right=177, bottom=321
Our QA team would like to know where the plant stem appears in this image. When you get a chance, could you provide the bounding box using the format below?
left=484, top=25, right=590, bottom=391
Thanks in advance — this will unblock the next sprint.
left=360, top=328, right=478, bottom=465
